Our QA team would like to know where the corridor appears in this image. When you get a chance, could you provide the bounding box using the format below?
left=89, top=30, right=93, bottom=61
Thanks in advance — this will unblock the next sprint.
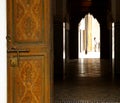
left=54, top=59, right=120, bottom=103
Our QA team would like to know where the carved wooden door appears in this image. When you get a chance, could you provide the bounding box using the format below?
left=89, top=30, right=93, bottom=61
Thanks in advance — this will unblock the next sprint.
left=7, top=0, right=51, bottom=103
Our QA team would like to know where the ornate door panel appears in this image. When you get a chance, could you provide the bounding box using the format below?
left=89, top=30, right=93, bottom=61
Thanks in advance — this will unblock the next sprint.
left=7, top=0, right=51, bottom=103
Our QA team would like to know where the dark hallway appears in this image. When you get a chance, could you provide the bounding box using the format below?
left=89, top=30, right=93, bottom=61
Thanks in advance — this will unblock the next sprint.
left=54, top=59, right=120, bottom=102
left=53, top=0, right=120, bottom=102
left=53, top=0, right=114, bottom=80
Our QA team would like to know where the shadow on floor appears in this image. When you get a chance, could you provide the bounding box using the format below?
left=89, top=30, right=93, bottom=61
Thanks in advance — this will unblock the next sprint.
left=54, top=58, right=120, bottom=103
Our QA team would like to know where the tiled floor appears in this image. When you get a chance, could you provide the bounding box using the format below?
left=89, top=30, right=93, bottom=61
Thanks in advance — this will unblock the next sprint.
left=54, top=59, right=120, bottom=103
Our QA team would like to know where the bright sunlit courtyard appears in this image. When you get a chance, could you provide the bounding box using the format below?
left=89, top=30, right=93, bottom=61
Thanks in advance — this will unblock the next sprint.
left=78, top=13, right=100, bottom=58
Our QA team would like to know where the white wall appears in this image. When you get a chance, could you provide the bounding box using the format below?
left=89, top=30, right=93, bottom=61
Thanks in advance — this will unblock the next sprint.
left=0, top=0, right=7, bottom=103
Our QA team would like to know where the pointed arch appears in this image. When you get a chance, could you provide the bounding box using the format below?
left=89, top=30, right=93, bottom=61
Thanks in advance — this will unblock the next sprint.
left=78, top=13, right=100, bottom=58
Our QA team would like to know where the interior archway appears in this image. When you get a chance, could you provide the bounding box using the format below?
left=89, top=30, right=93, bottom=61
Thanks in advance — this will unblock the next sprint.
left=78, top=13, right=100, bottom=58
left=54, top=0, right=115, bottom=102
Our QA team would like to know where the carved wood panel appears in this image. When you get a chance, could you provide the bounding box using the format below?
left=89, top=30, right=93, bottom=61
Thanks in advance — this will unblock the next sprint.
left=12, top=56, right=45, bottom=103
left=8, top=56, right=46, bottom=103
left=13, top=0, right=45, bottom=43
left=7, top=0, right=51, bottom=102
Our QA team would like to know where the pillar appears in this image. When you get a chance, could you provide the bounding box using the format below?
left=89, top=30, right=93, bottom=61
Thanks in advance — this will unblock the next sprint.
left=115, top=21, right=120, bottom=76
left=53, top=16, right=63, bottom=80
left=69, top=20, right=78, bottom=59
left=100, top=21, right=112, bottom=59
left=114, top=0, right=120, bottom=77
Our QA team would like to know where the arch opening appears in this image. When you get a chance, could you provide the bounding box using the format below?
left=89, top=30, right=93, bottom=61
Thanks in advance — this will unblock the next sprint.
left=78, top=13, right=100, bottom=58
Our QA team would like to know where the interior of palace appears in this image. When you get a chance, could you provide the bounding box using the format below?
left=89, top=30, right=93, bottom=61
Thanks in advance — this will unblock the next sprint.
left=53, top=0, right=120, bottom=102
left=3, top=0, right=120, bottom=102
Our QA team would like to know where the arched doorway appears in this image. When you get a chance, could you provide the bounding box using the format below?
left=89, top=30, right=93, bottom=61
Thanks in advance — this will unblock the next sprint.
left=78, top=13, right=100, bottom=58
left=54, top=0, right=114, bottom=102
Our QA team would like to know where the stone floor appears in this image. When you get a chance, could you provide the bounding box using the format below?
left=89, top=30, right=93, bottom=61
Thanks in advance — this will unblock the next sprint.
left=54, top=59, right=120, bottom=103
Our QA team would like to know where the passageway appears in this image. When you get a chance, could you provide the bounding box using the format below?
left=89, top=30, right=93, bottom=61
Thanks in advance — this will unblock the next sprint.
left=53, top=0, right=119, bottom=102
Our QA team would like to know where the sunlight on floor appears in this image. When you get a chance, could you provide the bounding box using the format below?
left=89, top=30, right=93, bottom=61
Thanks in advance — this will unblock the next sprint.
left=79, top=52, right=100, bottom=58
